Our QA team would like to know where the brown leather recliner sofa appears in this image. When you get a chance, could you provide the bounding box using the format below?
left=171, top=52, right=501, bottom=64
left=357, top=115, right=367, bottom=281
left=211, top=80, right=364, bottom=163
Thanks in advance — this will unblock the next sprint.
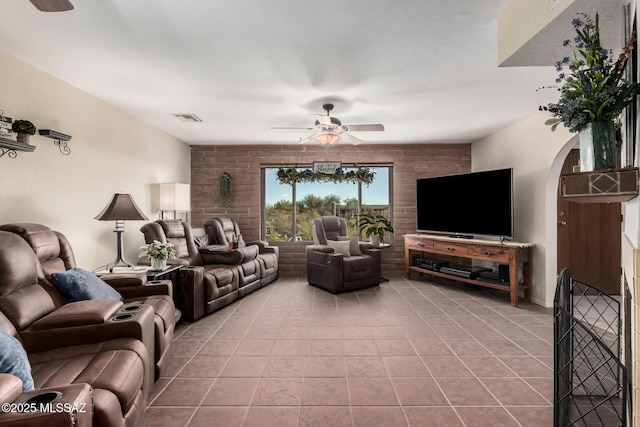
left=139, top=220, right=239, bottom=321
left=139, top=219, right=279, bottom=321
left=306, top=216, right=381, bottom=294
left=203, top=217, right=279, bottom=287
left=0, top=230, right=154, bottom=427
left=0, top=223, right=175, bottom=381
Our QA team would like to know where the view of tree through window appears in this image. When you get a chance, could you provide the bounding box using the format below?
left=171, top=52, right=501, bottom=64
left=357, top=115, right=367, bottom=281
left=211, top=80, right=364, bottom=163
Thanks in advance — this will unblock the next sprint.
left=263, top=165, right=392, bottom=242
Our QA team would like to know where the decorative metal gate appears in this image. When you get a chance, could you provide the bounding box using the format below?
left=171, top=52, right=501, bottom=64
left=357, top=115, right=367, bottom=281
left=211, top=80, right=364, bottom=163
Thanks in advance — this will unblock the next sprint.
left=554, top=269, right=628, bottom=427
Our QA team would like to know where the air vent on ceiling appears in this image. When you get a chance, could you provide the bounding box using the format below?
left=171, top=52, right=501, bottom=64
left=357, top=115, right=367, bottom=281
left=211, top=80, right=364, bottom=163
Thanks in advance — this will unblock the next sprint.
left=173, top=113, right=203, bottom=123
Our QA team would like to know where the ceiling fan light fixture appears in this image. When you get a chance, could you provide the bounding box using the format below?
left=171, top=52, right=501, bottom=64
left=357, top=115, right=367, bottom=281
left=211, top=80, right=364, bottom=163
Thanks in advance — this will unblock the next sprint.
left=316, top=129, right=341, bottom=146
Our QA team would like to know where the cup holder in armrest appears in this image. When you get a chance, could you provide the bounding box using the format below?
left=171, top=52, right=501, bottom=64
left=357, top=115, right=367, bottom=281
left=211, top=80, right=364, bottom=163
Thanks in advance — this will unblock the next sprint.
left=112, top=313, right=135, bottom=321
left=148, top=280, right=162, bottom=284
left=121, top=305, right=143, bottom=312
left=24, top=391, right=62, bottom=405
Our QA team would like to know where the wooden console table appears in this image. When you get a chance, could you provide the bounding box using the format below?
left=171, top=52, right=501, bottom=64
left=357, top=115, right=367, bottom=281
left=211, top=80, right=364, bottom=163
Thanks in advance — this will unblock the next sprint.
left=404, top=234, right=533, bottom=307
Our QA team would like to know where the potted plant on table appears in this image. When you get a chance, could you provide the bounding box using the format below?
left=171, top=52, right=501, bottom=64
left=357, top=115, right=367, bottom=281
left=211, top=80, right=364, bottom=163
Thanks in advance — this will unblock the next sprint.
left=140, top=240, right=176, bottom=271
left=541, top=13, right=640, bottom=171
left=357, top=213, right=394, bottom=247
left=11, top=120, right=36, bottom=144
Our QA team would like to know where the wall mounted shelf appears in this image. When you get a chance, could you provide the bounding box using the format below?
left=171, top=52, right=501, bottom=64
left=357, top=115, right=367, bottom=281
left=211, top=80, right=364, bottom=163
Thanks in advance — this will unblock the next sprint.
left=0, top=136, right=36, bottom=159
left=561, top=167, right=639, bottom=203
left=38, top=129, right=72, bottom=156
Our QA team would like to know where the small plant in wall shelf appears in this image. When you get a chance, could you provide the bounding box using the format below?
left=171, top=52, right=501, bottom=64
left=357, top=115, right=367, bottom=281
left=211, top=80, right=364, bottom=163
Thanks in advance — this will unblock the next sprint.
left=219, top=172, right=233, bottom=208
left=12, top=120, right=36, bottom=144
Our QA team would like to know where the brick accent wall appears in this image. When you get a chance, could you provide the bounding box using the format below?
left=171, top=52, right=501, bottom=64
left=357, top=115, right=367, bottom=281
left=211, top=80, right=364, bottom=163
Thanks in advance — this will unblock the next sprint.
left=191, top=144, right=471, bottom=277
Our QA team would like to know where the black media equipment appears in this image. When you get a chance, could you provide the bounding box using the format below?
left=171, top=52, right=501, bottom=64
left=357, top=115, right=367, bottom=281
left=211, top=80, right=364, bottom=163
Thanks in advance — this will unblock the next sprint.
left=439, top=265, right=492, bottom=279
left=416, top=258, right=449, bottom=271
left=411, top=253, right=421, bottom=266
left=477, top=264, right=510, bottom=284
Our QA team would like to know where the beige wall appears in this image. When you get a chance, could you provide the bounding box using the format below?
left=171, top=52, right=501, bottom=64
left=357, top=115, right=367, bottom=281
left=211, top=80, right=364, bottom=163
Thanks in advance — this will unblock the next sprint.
left=472, top=111, right=574, bottom=306
left=498, top=0, right=573, bottom=64
left=0, top=49, right=191, bottom=269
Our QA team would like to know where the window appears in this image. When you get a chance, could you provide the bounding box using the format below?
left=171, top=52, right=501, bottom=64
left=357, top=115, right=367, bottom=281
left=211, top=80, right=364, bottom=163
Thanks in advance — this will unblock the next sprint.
left=262, top=164, right=392, bottom=242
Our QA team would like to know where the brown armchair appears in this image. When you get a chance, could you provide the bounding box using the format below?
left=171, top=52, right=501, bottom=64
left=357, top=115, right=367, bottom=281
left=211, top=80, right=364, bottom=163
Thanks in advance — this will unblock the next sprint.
left=306, top=216, right=381, bottom=294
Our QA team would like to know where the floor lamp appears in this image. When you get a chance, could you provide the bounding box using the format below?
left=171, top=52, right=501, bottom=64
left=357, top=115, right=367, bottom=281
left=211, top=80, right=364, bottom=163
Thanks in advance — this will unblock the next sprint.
left=94, top=193, right=148, bottom=272
left=158, top=183, right=190, bottom=220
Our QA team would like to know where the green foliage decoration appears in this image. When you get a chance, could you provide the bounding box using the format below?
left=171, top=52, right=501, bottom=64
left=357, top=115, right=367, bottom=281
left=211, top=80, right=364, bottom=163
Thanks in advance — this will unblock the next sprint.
left=356, top=213, right=394, bottom=242
left=275, top=166, right=375, bottom=186
left=219, top=172, right=233, bottom=208
left=11, top=120, right=36, bottom=135
left=140, top=240, right=176, bottom=260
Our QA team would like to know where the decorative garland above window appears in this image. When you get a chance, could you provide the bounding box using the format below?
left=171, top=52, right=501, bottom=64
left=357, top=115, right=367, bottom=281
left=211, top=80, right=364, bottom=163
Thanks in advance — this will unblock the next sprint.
left=276, top=166, right=375, bottom=186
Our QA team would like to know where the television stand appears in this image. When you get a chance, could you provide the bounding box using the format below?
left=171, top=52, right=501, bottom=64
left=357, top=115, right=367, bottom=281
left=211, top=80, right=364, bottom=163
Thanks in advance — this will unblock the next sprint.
left=404, top=234, right=533, bottom=307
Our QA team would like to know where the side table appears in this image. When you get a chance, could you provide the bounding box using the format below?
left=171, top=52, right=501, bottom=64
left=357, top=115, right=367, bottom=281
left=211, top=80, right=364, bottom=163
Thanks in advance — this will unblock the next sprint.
left=146, top=265, right=184, bottom=324
left=375, top=243, right=391, bottom=282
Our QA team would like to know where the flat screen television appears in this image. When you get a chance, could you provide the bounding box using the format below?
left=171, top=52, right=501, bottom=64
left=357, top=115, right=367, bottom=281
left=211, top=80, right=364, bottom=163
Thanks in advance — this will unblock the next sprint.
left=416, top=168, right=514, bottom=239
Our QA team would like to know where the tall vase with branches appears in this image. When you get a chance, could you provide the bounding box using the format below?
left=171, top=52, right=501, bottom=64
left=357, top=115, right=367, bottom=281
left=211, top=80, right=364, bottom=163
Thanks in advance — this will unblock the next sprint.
left=541, top=13, right=640, bottom=171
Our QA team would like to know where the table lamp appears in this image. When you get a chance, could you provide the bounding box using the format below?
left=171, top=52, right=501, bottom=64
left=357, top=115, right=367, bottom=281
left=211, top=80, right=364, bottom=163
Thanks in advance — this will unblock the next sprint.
left=94, top=193, right=148, bottom=272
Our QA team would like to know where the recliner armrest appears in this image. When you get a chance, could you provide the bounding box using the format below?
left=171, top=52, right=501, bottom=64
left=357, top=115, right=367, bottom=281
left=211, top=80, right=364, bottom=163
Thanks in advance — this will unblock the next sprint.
left=198, top=244, right=230, bottom=253
left=21, top=304, right=156, bottom=355
left=201, top=245, right=259, bottom=265
left=246, top=240, right=268, bottom=249
left=306, top=246, right=345, bottom=265
left=247, top=240, right=279, bottom=257
left=100, top=272, right=147, bottom=288
left=306, top=245, right=334, bottom=254
left=30, top=300, right=124, bottom=330
left=0, top=381, right=93, bottom=427
left=0, top=374, right=22, bottom=406
left=118, top=279, right=172, bottom=299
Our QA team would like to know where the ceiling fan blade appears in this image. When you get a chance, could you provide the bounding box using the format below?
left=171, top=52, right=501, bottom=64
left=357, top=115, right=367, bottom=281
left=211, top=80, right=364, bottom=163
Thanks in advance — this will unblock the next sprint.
left=298, top=134, right=315, bottom=144
left=315, top=114, right=332, bottom=126
left=342, top=124, right=385, bottom=132
left=340, top=132, right=363, bottom=145
left=29, top=0, right=74, bottom=12
left=271, top=126, right=315, bottom=130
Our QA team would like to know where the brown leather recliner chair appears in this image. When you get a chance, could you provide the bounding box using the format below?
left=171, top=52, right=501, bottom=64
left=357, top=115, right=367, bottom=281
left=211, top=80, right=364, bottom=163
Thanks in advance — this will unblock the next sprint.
left=0, top=223, right=174, bottom=381
left=306, top=216, right=381, bottom=294
left=139, top=220, right=239, bottom=321
left=0, top=231, right=153, bottom=427
left=203, top=217, right=279, bottom=287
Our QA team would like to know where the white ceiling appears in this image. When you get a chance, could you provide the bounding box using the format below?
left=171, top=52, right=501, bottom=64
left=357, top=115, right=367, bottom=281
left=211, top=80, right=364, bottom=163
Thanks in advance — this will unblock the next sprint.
left=0, top=0, right=619, bottom=146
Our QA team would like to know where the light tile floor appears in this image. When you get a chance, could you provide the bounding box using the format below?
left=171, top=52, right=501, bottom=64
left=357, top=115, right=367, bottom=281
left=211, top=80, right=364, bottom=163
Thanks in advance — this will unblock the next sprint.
left=144, top=275, right=553, bottom=427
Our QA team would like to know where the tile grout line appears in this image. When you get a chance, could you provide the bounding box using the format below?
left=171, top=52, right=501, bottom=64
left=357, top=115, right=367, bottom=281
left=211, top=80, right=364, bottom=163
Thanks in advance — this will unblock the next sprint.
left=395, top=276, right=526, bottom=427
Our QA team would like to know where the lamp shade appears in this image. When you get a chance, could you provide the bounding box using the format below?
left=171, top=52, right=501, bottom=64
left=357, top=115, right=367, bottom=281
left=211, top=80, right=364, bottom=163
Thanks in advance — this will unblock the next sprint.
left=158, top=183, right=191, bottom=211
left=94, top=193, right=148, bottom=221
left=316, top=129, right=341, bottom=146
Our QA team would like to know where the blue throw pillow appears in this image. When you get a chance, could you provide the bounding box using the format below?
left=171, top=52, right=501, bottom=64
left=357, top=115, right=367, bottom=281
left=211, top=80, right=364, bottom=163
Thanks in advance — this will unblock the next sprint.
left=0, top=324, right=34, bottom=391
left=50, top=268, right=123, bottom=302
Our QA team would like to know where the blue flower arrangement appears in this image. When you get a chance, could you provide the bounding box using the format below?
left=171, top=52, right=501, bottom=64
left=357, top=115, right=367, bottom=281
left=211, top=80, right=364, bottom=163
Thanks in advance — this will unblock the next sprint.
left=541, top=13, right=640, bottom=132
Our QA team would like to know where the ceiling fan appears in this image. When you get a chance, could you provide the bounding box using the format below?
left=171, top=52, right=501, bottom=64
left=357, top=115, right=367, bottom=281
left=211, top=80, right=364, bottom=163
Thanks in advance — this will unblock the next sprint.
left=29, top=0, right=74, bottom=12
left=272, top=104, right=384, bottom=146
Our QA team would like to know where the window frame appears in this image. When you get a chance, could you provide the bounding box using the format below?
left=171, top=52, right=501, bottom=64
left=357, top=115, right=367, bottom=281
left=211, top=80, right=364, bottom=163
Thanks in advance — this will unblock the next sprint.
left=261, top=162, right=394, bottom=242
